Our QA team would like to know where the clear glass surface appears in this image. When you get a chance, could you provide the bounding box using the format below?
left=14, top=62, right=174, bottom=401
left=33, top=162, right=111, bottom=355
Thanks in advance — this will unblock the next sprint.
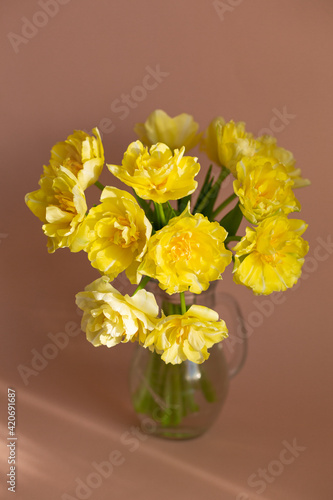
left=129, top=281, right=247, bottom=439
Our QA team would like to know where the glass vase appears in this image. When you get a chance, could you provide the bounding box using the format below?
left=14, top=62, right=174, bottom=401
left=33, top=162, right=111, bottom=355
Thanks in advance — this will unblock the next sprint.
left=129, top=281, right=247, bottom=440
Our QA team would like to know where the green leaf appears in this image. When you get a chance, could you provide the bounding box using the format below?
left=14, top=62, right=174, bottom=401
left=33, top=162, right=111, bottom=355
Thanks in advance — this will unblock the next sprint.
left=177, top=194, right=191, bottom=213
left=163, top=202, right=178, bottom=224
left=220, top=201, right=243, bottom=236
left=195, top=167, right=229, bottom=218
left=133, top=192, right=154, bottom=220
left=193, top=165, right=214, bottom=212
left=202, top=183, right=220, bottom=220
left=202, top=164, right=214, bottom=189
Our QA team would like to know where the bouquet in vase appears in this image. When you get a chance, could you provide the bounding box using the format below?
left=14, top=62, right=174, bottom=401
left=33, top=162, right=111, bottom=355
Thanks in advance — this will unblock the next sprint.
left=25, top=110, right=310, bottom=433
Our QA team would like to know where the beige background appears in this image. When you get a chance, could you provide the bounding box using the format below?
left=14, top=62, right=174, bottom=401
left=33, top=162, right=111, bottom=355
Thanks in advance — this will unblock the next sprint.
left=1, top=1, right=333, bottom=499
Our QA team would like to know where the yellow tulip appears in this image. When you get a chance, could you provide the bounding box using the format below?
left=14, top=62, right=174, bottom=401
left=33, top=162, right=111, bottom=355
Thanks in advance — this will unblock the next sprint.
left=200, top=117, right=224, bottom=166
left=256, top=135, right=310, bottom=188
left=72, top=187, right=152, bottom=284
left=25, top=167, right=87, bottom=253
left=232, top=215, right=309, bottom=295
left=202, top=117, right=259, bottom=175
left=144, top=305, right=228, bottom=364
left=47, top=128, right=104, bottom=190
left=75, top=277, right=159, bottom=348
left=234, top=156, right=301, bottom=224
left=134, top=109, right=201, bottom=151
left=107, top=141, right=200, bottom=203
left=138, top=205, right=232, bottom=294
left=202, top=120, right=310, bottom=188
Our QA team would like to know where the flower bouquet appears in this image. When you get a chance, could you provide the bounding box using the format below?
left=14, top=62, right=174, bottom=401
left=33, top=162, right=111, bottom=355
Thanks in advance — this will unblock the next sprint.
left=25, top=110, right=310, bottom=435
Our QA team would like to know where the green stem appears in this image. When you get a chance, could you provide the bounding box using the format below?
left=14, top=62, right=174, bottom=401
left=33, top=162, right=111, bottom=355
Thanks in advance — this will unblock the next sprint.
left=154, top=203, right=166, bottom=226
left=132, top=275, right=151, bottom=296
left=171, top=366, right=183, bottom=425
left=200, top=368, right=216, bottom=403
left=212, top=193, right=237, bottom=219
left=160, top=368, right=173, bottom=427
left=165, top=201, right=177, bottom=219
left=94, top=180, right=105, bottom=191
left=180, top=292, right=186, bottom=315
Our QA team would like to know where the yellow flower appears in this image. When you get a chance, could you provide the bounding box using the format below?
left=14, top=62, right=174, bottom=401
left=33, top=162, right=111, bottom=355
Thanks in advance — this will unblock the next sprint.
left=202, top=117, right=259, bottom=175
left=234, top=156, right=301, bottom=224
left=47, top=128, right=104, bottom=190
left=72, top=187, right=152, bottom=284
left=138, top=205, right=232, bottom=294
left=232, top=215, right=309, bottom=295
left=257, top=135, right=310, bottom=188
left=25, top=167, right=87, bottom=253
left=75, top=277, right=159, bottom=348
left=134, top=109, right=201, bottom=152
left=201, top=117, right=224, bottom=166
left=144, top=305, right=228, bottom=364
left=107, top=141, right=200, bottom=203
left=202, top=119, right=310, bottom=188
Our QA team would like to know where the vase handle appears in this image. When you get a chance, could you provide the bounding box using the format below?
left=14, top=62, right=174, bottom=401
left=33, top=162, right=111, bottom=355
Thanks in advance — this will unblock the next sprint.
left=215, top=292, right=247, bottom=380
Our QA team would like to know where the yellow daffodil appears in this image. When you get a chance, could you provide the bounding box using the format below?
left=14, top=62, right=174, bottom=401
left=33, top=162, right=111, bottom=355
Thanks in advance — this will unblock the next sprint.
left=72, top=187, right=152, bottom=284
left=202, top=117, right=259, bottom=175
left=134, top=109, right=201, bottom=152
left=234, top=156, right=301, bottom=224
left=232, top=215, right=309, bottom=295
left=257, top=135, right=310, bottom=188
left=107, top=141, right=200, bottom=203
left=46, top=128, right=104, bottom=190
left=138, top=205, right=232, bottom=294
left=75, top=277, right=159, bottom=348
left=144, top=305, right=228, bottom=364
left=25, top=167, right=87, bottom=252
